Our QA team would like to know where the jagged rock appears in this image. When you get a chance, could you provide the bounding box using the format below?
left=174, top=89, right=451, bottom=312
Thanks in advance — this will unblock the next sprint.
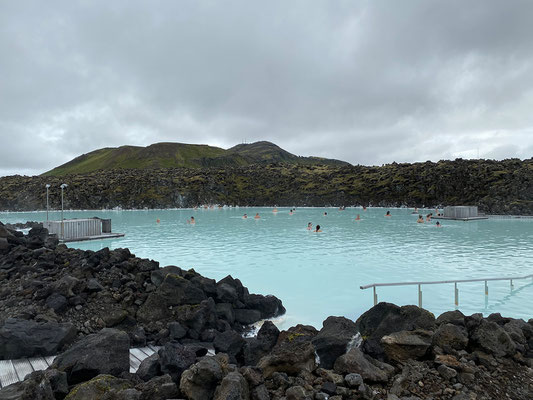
left=214, top=329, right=246, bottom=364
left=0, top=370, right=56, bottom=400
left=63, top=374, right=132, bottom=399
left=244, top=294, right=286, bottom=319
left=235, top=309, right=262, bottom=325
left=243, top=321, right=280, bottom=366
left=285, top=385, right=307, bottom=400
left=150, top=265, right=184, bottom=287
left=504, top=319, right=529, bottom=345
left=438, top=364, right=457, bottom=380
left=257, top=339, right=316, bottom=378
left=355, top=303, right=435, bottom=359
left=85, top=278, right=104, bottom=293
left=136, top=353, right=160, bottom=382
left=136, top=374, right=180, bottom=400
left=52, top=328, right=130, bottom=385
left=436, top=310, right=465, bottom=326
left=180, top=356, right=225, bottom=400
left=45, top=293, right=68, bottom=313
left=0, top=318, right=76, bottom=359
left=432, top=323, right=469, bottom=352
left=136, top=293, right=171, bottom=325
left=344, top=373, right=364, bottom=388
left=158, top=342, right=196, bottom=383
left=334, top=346, right=394, bottom=383
left=216, top=303, right=236, bottom=324
left=470, top=320, right=516, bottom=357
left=214, top=371, right=250, bottom=400
left=312, top=316, right=358, bottom=369
left=381, top=330, right=433, bottom=362
left=159, top=273, right=207, bottom=305
left=168, top=321, right=187, bottom=340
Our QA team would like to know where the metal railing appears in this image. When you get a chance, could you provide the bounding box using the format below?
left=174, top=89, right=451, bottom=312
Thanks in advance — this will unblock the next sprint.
left=360, top=274, right=533, bottom=308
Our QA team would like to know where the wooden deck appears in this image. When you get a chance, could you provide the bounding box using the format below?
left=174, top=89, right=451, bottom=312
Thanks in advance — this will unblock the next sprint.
left=0, top=345, right=160, bottom=389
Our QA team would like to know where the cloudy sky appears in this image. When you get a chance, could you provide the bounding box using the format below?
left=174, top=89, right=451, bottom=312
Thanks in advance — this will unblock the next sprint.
left=1, top=1, right=533, bottom=176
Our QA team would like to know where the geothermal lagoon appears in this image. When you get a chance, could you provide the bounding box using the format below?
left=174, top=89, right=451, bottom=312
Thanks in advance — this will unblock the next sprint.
left=2, top=207, right=532, bottom=328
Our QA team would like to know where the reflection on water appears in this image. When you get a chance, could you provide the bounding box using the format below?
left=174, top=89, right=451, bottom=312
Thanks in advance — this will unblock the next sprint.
left=2, top=207, right=533, bottom=328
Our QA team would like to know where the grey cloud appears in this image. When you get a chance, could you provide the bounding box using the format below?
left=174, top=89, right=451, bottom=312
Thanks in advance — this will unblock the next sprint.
left=1, top=0, right=533, bottom=176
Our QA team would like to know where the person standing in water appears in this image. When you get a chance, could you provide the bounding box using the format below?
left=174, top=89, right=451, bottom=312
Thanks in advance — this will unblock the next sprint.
left=355, top=214, right=361, bottom=221
left=315, top=224, right=322, bottom=232
left=307, top=222, right=312, bottom=230
left=243, top=213, right=248, bottom=219
left=385, top=211, right=391, bottom=217
left=254, top=213, right=260, bottom=219
left=417, top=215, right=424, bottom=223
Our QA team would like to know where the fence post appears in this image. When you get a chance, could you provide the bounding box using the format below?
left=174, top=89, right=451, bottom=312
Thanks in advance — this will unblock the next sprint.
left=454, top=282, right=459, bottom=307
left=485, top=280, right=488, bottom=296
left=418, top=284, right=422, bottom=308
left=373, top=286, right=377, bottom=306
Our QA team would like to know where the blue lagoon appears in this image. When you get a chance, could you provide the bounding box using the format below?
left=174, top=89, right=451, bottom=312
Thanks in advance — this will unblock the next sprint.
left=1, top=207, right=532, bottom=328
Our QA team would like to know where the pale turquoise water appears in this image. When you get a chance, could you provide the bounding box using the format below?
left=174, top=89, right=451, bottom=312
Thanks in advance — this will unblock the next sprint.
left=1, top=207, right=532, bottom=328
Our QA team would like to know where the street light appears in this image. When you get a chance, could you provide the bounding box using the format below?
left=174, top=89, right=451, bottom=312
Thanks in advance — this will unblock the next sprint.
left=45, top=184, right=51, bottom=222
left=60, top=184, right=68, bottom=239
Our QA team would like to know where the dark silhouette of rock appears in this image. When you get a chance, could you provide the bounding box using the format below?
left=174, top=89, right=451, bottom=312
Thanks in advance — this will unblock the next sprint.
left=157, top=342, right=196, bottom=383
left=0, top=318, right=76, bottom=359
left=312, top=316, right=358, bottom=369
left=52, top=328, right=130, bottom=384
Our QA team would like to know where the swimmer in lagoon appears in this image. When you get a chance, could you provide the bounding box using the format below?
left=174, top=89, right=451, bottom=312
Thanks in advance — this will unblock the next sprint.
left=156, top=218, right=160, bottom=224
left=355, top=214, right=361, bottom=221
left=254, top=213, right=260, bottom=219
left=307, top=222, right=313, bottom=230
left=363, top=206, right=367, bottom=211
left=289, top=209, right=293, bottom=215
left=417, top=215, right=424, bottom=223
left=324, top=212, right=327, bottom=216
left=190, top=216, right=195, bottom=224
left=385, top=211, right=391, bottom=217
left=243, top=214, right=248, bottom=219
left=436, top=221, right=442, bottom=227
left=315, top=224, right=322, bottom=232
left=426, top=213, right=432, bottom=222
left=273, top=207, right=278, bottom=213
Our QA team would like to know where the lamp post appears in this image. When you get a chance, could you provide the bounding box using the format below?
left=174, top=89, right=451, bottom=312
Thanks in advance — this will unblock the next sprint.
left=60, top=184, right=68, bottom=239
left=45, top=184, right=50, bottom=222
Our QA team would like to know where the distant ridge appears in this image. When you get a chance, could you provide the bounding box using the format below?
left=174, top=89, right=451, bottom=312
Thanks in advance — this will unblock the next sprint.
left=42, top=141, right=349, bottom=176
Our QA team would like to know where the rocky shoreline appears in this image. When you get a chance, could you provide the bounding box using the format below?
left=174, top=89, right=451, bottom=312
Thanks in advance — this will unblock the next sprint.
left=1, top=158, right=532, bottom=214
left=1, top=223, right=533, bottom=399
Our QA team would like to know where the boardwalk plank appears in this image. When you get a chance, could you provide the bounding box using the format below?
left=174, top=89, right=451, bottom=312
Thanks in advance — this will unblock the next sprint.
left=11, top=359, right=34, bottom=382
left=0, top=360, right=19, bottom=388
left=28, top=358, right=49, bottom=372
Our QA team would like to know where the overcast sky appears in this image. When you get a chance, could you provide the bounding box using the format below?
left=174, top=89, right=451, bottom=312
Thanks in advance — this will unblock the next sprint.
left=1, top=1, right=533, bottom=176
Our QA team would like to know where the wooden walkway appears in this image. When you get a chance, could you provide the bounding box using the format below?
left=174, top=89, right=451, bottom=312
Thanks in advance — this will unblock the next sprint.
left=0, top=345, right=160, bottom=389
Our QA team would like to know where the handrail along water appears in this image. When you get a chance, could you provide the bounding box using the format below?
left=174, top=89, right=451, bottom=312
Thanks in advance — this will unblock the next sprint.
left=360, top=274, right=533, bottom=308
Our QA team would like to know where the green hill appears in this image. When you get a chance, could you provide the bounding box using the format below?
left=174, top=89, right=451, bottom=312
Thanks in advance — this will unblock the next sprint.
left=42, top=141, right=349, bottom=176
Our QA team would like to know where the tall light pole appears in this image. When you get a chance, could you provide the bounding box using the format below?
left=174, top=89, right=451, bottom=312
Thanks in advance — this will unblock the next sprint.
left=60, top=184, right=68, bottom=239
left=45, top=184, right=51, bottom=222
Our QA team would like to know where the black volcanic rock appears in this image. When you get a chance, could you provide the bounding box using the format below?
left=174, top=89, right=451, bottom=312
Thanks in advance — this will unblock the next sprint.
left=0, top=319, right=76, bottom=359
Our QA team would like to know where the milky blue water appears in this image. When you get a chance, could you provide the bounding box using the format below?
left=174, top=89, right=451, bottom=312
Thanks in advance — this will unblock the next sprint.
left=2, top=207, right=532, bottom=329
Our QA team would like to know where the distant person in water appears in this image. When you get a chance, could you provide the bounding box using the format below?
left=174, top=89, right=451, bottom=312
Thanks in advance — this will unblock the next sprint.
left=385, top=211, right=391, bottom=217
left=417, top=215, right=424, bottom=223
left=156, top=218, right=160, bottom=224
left=414, top=207, right=419, bottom=213
left=307, top=222, right=312, bottom=230
left=315, top=224, right=322, bottom=232
left=289, top=209, right=293, bottom=215
left=187, top=216, right=195, bottom=224
left=243, top=213, right=248, bottom=219
left=355, top=214, right=361, bottom=221
left=426, top=213, right=432, bottom=222
left=254, top=213, right=260, bottom=219
left=324, top=212, right=327, bottom=216
left=272, top=207, right=278, bottom=213
left=363, top=206, right=367, bottom=211
left=436, top=221, right=441, bottom=227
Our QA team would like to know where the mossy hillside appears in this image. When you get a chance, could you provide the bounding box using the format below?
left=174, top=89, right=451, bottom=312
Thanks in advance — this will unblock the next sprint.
left=42, top=141, right=348, bottom=176
left=2, top=158, right=532, bottom=214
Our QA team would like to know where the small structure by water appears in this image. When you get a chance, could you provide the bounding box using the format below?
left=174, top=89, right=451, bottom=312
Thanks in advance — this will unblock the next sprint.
left=435, top=206, right=488, bottom=221
left=43, top=218, right=124, bottom=242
